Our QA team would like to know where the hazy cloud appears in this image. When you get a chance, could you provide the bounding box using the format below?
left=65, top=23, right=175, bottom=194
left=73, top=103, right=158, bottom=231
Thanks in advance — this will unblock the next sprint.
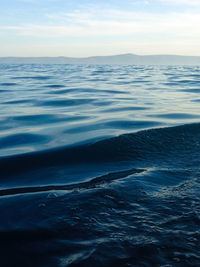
left=1, top=2, right=200, bottom=56
left=161, top=0, right=200, bottom=6
left=1, top=9, right=199, bottom=40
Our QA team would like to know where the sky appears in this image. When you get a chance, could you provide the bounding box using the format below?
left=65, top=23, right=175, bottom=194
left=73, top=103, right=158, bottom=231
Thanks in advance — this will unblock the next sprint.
left=0, top=0, right=200, bottom=57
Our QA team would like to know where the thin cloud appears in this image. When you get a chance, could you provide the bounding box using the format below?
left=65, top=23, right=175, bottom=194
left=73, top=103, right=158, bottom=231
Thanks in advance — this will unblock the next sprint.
left=1, top=9, right=200, bottom=40
left=161, top=0, right=200, bottom=6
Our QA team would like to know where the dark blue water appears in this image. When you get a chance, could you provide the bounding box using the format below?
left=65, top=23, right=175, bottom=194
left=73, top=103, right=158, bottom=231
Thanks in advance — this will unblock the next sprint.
left=1, top=64, right=200, bottom=266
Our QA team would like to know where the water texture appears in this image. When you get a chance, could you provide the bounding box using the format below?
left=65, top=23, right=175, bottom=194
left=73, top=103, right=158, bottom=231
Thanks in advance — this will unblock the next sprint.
left=0, top=64, right=200, bottom=266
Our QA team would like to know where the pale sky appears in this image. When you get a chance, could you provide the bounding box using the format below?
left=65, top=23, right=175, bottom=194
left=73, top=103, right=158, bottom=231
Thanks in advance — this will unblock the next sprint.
left=0, top=0, right=200, bottom=57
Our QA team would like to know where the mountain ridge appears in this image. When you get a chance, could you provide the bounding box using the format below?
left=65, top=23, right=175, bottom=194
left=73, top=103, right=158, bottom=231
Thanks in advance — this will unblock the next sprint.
left=0, top=53, right=200, bottom=65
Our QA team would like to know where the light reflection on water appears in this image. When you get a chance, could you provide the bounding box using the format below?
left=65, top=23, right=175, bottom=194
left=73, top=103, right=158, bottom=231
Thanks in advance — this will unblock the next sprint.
left=0, top=64, right=200, bottom=156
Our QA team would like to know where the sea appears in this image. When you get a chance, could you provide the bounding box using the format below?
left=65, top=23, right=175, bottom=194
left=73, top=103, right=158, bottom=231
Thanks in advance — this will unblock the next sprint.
left=0, top=64, right=200, bottom=267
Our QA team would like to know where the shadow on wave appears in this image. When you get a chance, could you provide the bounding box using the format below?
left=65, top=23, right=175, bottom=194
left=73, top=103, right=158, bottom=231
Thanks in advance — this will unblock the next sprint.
left=1, top=122, right=200, bottom=177
left=0, top=168, right=144, bottom=197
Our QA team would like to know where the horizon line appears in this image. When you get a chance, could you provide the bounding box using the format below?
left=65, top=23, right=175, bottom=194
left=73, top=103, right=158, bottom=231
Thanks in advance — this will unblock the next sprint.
left=1, top=53, right=200, bottom=58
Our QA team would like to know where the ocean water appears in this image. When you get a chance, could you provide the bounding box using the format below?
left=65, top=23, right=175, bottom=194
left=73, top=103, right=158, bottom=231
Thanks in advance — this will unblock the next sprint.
left=0, top=64, right=200, bottom=266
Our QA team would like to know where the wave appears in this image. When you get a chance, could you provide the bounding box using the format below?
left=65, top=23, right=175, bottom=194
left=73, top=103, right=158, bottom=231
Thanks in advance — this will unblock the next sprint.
left=1, top=64, right=200, bottom=267
left=1, top=123, right=200, bottom=178
left=0, top=133, right=49, bottom=149
left=0, top=168, right=144, bottom=196
left=37, top=98, right=95, bottom=107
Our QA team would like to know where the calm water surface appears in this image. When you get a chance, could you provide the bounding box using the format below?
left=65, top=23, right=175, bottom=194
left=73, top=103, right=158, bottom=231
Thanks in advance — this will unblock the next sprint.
left=0, top=64, right=200, bottom=266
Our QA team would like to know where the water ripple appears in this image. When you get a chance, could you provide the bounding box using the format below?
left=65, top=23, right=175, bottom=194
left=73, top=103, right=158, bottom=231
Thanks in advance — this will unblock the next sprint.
left=1, top=64, right=200, bottom=266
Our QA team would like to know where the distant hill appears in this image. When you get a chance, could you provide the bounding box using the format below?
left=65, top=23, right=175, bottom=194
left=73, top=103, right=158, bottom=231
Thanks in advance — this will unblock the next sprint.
left=0, top=53, right=200, bottom=65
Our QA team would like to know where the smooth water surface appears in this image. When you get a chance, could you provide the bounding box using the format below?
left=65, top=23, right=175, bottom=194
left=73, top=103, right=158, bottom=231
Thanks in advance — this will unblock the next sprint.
left=0, top=64, right=200, bottom=266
